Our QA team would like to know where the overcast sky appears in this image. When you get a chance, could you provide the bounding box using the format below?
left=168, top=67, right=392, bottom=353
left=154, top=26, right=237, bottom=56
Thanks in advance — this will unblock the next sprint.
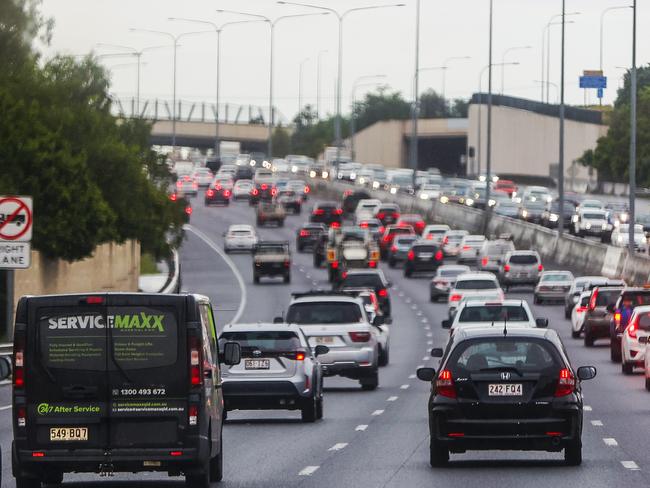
left=40, top=0, right=647, bottom=123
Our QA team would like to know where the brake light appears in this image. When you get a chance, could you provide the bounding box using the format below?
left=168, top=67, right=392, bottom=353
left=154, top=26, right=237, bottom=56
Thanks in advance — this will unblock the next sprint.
left=382, top=235, right=391, bottom=243
left=299, top=230, right=310, bottom=237
left=415, top=221, right=425, bottom=232
left=436, top=369, right=457, bottom=399
left=331, top=260, right=339, bottom=269
left=251, top=189, right=259, bottom=196
left=391, top=245, right=398, bottom=253
left=188, top=405, right=198, bottom=426
left=435, top=250, right=443, bottom=260
left=169, top=193, right=177, bottom=201
left=443, top=236, right=449, bottom=245
left=379, top=226, right=385, bottom=234
left=207, top=189, right=214, bottom=197
left=376, top=212, right=386, bottom=220
left=341, top=271, right=348, bottom=279
left=407, top=250, right=415, bottom=261
left=170, top=451, right=183, bottom=457
left=284, top=260, right=290, bottom=268
left=450, top=294, right=462, bottom=302
left=185, top=206, right=192, bottom=215
left=393, top=212, right=400, bottom=220
left=14, top=348, right=24, bottom=388
left=614, top=311, right=622, bottom=327
left=271, top=188, right=278, bottom=196
left=223, top=190, right=231, bottom=197
left=576, top=306, right=587, bottom=313
left=295, top=352, right=306, bottom=361
left=377, top=288, right=388, bottom=298
left=261, top=184, right=268, bottom=190
left=369, top=261, right=377, bottom=268
left=331, top=222, right=340, bottom=228
left=589, top=288, right=598, bottom=311
left=554, top=368, right=576, bottom=397
left=189, top=336, right=202, bottom=387
left=627, top=321, right=638, bottom=339
left=334, top=208, right=343, bottom=215
left=32, top=452, right=45, bottom=458
left=313, top=209, right=325, bottom=215
left=304, top=185, right=310, bottom=193
left=349, top=331, right=371, bottom=342
left=85, top=296, right=104, bottom=304
left=504, top=264, right=511, bottom=272
left=481, top=257, right=488, bottom=266
left=538, top=264, right=544, bottom=272
left=360, top=222, right=369, bottom=228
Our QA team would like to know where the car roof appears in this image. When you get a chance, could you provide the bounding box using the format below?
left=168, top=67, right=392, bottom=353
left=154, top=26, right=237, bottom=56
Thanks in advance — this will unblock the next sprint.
left=439, top=264, right=471, bottom=271
left=508, top=250, right=540, bottom=256
left=345, top=269, right=385, bottom=278
left=221, top=322, right=304, bottom=334
left=460, top=299, right=530, bottom=307
left=631, top=305, right=650, bottom=314
left=290, top=295, right=363, bottom=305
left=456, top=272, right=498, bottom=280
left=452, top=326, right=558, bottom=342
left=228, top=224, right=254, bottom=230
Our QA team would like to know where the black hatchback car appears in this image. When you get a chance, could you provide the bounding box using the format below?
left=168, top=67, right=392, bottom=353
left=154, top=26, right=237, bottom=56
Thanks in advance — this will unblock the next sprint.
left=296, top=223, right=327, bottom=252
left=417, top=328, right=596, bottom=467
left=310, top=202, right=343, bottom=227
left=404, top=241, right=444, bottom=277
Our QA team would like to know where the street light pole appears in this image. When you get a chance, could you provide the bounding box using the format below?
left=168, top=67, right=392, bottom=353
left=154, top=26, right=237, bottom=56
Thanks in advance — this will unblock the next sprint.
left=600, top=5, right=633, bottom=106
left=317, top=50, right=328, bottom=119
left=410, top=0, right=421, bottom=175
left=485, top=0, right=494, bottom=227
left=629, top=0, right=637, bottom=253
left=544, top=12, right=579, bottom=103
left=278, top=1, right=406, bottom=167
left=350, top=75, right=387, bottom=160
left=298, top=57, right=310, bottom=118
left=500, top=46, right=531, bottom=94
left=558, top=0, right=566, bottom=235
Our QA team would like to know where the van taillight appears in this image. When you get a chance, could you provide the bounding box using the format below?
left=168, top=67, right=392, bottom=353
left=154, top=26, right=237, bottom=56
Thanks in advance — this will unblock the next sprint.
left=627, top=321, right=638, bottom=339
left=17, top=406, right=26, bottom=427
left=554, top=368, right=576, bottom=397
left=614, top=311, right=622, bottom=327
left=84, top=296, right=104, bottom=304
left=589, top=289, right=598, bottom=311
left=188, top=405, right=198, bottom=426
left=538, top=264, right=544, bottom=272
left=503, top=264, right=511, bottom=272
left=349, top=332, right=371, bottom=342
left=407, top=250, right=415, bottom=261
left=14, top=349, right=24, bottom=388
left=436, top=369, right=457, bottom=399
left=377, top=288, right=388, bottom=298
left=481, top=257, right=488, bottom=266
left=189, top=337, right=202, bottom=387
left=435, top=250, right=443, bottom=260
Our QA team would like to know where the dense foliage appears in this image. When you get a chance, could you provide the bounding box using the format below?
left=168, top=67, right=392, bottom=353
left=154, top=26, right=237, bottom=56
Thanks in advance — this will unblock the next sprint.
left=0, top=0, right=185, bottom=261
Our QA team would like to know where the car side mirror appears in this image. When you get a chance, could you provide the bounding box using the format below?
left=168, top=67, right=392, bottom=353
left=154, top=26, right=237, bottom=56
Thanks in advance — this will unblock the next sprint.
left=0, top=356, right=11, bottom=381
left=416, top=367, right=436, bottom=382
left=606, top=304, right=615, bottom=313
left=441, top=319, right=451, bottom=329
left=373, top=315, right=385, bottom=326
left=386, top=281, right=393, bottom=288
left=273, top=316, right=284, bottom=324
left=431, top=347, right=444, bottom=358
left=222, top=342, right=241, bottom=366
left=535, top=318, right=549, bottom=328
left=314, top=345, right=329, bottom=357
left=576, top=366, right=597, bottom=381
left=639, top=336, right=649, bottom=345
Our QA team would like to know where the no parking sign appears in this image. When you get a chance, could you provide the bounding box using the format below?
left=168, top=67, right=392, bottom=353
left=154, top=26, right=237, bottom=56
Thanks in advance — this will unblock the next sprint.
left=0, top=196, right=33, bottom=269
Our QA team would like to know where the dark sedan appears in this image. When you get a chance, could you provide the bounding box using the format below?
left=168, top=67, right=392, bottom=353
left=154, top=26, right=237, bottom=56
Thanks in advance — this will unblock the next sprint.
left=296, top=223, right=327, bottom=252
left=519, top=201, right=546, bottom=223
left=541, top=201, right=577, bottom=228
left=310, top=202, right=343, bottom=227
left=417, top=327, right=596, bottom=467
left=204, top=183, right=232, bottom=206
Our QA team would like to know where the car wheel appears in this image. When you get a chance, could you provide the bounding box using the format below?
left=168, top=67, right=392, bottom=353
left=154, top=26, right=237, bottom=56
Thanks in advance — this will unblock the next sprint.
left=279, top=220, right=285, bottom=227
left=404, top=268, right=412, bottom=278
left=316, top=388, right=324, bottom=420
left=564, top=438, right=582, bottom=466
left=610, top=341, right=622, bottom=363
left=186, top=460, right=210, bottom=488
left=301, top=395, right=318, bottom=423
left=645, top=377, right=650, bottom=392
left=583, top=329, right=594, bottom=347
left=622, top=361, right=634, bottom=375
left=571, top=328, right=581, bottom=339
left=429, top=439, right=449, bottom=467
left=253, top=273, right=260, bottom=284
left=430, top=293, right=436, bottom=303
left=15, top=477, right=41, bottom=488
left=209, top=432, right=224, bottom=482
left=388, top=258, right=396, bottom=268
left=284, top=273, right=291, bottom=284
left=533, top=295, right=541, bottom=305
left=564, top=307, right=572, bottom=320
left=378, top=346, right=389, bottom=367
left=360, top=368, right=379, bottom=391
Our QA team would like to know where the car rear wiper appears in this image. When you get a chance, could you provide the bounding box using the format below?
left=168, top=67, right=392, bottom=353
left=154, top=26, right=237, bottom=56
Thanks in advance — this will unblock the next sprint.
left=479, top=366, right=524, bottom=377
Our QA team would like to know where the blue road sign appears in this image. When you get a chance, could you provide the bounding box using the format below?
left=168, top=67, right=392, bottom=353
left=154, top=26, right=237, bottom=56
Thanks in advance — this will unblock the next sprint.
left=580, top=76, right=607, bottom=89
left=597, top=87, right=604, bottom=99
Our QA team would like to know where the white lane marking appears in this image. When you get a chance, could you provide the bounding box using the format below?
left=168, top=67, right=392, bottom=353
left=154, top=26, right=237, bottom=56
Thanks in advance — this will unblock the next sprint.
left=398, top=292, right=405, bottom=297
left=603, top=438, right=618, bottom=447
left=416, top=311, right=423, bottom=317
left=621, top=461, right=640, bottom=470
left=305, top=274, right=312, bottom=279
left=409, top=374, right=416, bottom=379
left=312, top=281, right=318, bottom=286
left=426, top=333, right=433, bottom=337
left=299, top=466, right=320, bottom=476
left=591, top=420, right=603, bottom=427
left=400, top=384, right=410, bottom=390
left=427, top=340, right=433, bottom=345
left=328, top=443, right=348, bottom=451
left=372, top=409, right=385, bottom=416
left=411, top=305, right=418, bottom=310
left=584, top=405, right=592, bottom=411
left=421, top=318, right=428, bottom=323
left=423, top=356, right=430, bottom=361
left=355, top=424, right=368, bottom=431
left=424, top=326, right=431, bottom=331
left=0, top=405, right=11, bottom=411
left=417, top=364, right=424, bottom=368
left=185, top=225, right=246, bottom=323
left=405, top=298, right=412, bottom=304
left=387, top=396, right=398, bottom=402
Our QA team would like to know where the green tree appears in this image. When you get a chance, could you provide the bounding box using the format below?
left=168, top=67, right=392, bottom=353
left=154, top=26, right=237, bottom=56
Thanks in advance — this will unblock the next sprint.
left=290, top=105, right=345, bottom=159
left=271, top=125, right=291, bottom=157
left=419, top=89, right=447, bottom=118
left=352, top=87, right=411, bottom=132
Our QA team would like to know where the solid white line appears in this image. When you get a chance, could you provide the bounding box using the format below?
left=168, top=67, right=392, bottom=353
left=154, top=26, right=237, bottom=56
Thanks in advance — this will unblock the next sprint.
left=355, top=424, right=368, bottom=431
left=591, top=420, right=603, bottom=427
left=621, top=461, right=640, bottom=470
left=400, top=384, right=410, bottom=390
left=423, top=356, right=431, bottom=361
left=603, top=438, right=618, bottom=446
left=299, top=466, right=320, bottom=476
left=584, top=405, right=592, bottom=411
left=328, top=443, right=348, bottom=451
left=408, top=374, right=416, bottom=379
left=184, top=225, right=246, bottom=323
left=387, top=396, right=398, bottom=402
left=372, top=409, right=384, bottom=416
left=0, top=405, right=11, bottom=411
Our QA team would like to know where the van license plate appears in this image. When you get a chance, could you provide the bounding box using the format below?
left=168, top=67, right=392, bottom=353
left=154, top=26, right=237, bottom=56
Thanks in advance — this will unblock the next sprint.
left=50, top=427, right=88, bottom=441
left=245, top=359, right=270, bottom=370
left=488, top=384, right=522, bottom=396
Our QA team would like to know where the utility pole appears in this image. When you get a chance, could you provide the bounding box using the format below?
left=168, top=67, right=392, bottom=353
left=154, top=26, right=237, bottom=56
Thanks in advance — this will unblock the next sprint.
left=558, top=0, right=566, bottom=235
left=629, top=0, right=637, bottom=253
left=409, top=0, right=421, bottom=178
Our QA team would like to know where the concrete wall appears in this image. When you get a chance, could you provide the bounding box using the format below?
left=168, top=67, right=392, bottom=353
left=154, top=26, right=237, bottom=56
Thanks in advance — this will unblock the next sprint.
left=14, top=240, right=140, bottom=310
left=468, top=103, right=606, bottom=188
left=313, top=181, right=650, bottom=285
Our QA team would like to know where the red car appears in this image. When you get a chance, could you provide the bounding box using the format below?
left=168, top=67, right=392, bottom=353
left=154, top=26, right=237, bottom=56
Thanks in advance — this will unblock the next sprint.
left=397, top=214, right=426, bottom=235
left=379, top=225, right=415, bottom=259
left=494, top=179, right=518, bottom=197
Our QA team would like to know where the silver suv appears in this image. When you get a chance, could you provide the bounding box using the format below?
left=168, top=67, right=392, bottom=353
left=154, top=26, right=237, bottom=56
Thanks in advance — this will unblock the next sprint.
left=499, top=250, right=542, bottom=290
left=219, top=323, right=327, bottom=422
left=283, top=291, right=382, bottom=390
left=477, top=237, right=516, bottom=272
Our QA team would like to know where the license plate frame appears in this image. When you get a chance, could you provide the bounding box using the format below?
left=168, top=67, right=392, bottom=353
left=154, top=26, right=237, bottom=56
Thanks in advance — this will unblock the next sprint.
left=50, top=427, right=88, bottom=442
left=419, top=253, right=433, bottom=259
left=488, top=383, right=523, bottom=396
left=314, top=336, right=335, bottom=345
left=244, top=359, right=270, bottom=370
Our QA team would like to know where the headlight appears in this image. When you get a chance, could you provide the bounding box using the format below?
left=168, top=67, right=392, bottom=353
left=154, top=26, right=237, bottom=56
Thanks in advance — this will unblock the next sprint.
left=390, top=187, right=397, bottom=194
left=550, top=213, right=559, bottom=222
left=572, top=215, right=578, bottom=223
left=420, top=193, right=429, bottom=200
left=602, top=223, right=608, bottom=230
left=350, top=172, right=357, bottom=180
left=292, top=165, right=298, bottom=173
left=620, top=213, right=629, bottom=222
left=372, top=181, right=379, bottom=189
left=488, top=199, right=496, bottom=207
left=530, top=196, right=537, bottom=202
left=322, top=171, right=329, bottom=179
left=478, top=175, right=486, bottom=182
left=586, top=223, right=592, bottom=229
left=310, top=170, right=316, bottom=178
left=466, top=198, right=475, bottom=206
left=250, top=160, right=256, bottom=166
left=522, top=210, right=528, bottom=218
left=359, top=177, right=365, bottom=184
left=546, top=196, right=553, bottom=203
left=440, top=196, right=449, bottom=204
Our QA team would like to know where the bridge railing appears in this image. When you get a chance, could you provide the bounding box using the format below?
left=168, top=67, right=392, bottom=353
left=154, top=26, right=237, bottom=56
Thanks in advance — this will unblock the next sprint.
left=110, top=97, right=287, bottom=126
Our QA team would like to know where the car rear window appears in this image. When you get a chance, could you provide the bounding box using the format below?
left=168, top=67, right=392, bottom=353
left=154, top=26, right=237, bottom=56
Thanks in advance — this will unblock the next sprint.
left=390, top=228, right=413, bottom=235
left=455, top=279, right=497, bottom=290
left=509, top=254, right=539, bottom=265
left=448, top=338, right=560, bottom=374
left=583, top=213, right=605, bottom=220
left=414, top=245, right=437, bottom=253
left=286, top=302, right=363, bottom=324
left=458, top=305, right=529, bottom=322
left=620, top=292, right=650, bottom=307
left=447, top=235, right=464, bottom=242
left=231, top=230, right=252, bottom=236
left=595, top=290, right=622, bottom=306
left=39, top=306, right=178, bottom=371
left=541, top=273, right=571, bottom=282
left=256, top=245, right=286, bottom=254
left=440, top=268, right=468, bottom=278
left=219, top=331, right=300, bottom=352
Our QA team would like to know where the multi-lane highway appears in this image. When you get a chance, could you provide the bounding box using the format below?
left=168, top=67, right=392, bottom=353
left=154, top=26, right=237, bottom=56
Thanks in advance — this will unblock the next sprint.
left=2, top=194, right=650, bottom=487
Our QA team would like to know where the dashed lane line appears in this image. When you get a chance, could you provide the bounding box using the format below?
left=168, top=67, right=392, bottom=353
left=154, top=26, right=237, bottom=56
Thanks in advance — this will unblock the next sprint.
left=400, top=384, right=410, bottom=390
left=0, top=405, right=11, bottom=411
left=372, top=409, right=385, bottom=416
left=408, top=374, right=416, bottom=379
left=621, top=461, right=640, bottom=470
left=355, top=424, right=368, bottom=431
left=584, top=405, right=592, bottom=411
left=387, top=396, right=398, bottom=402
left=423, top=356, right=431, bottom=361
left=603, top=438, right=618, bottom=447
left=591, top=420, right=604, bottom=427
left=328, top=443, right=348, bottom=451
left=299, top=466, right=320, bottom=476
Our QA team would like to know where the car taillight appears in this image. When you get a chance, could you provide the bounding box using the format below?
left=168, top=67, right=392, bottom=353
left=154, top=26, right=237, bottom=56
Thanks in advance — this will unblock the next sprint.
left=189, top=336, right=202, bottom=387
left=462, top=245, right=471, bottom=250
left=331, top=222, right=340, bottom=228
left=207, top=189, right=214, bottom=197
left=436, top=369, right=457, bottom=399
left=349, top=331, right=371, bottom=342
left=334, top=208, right=343, bottom=215
left=376, top=212, right=386, bottom=220
left=435, top=250, right=443, bottom=260
left=299, top=230, right=310, bottom=237
left=224, top=190, right=231, bottom=197
left=313, top=209, right=325, bottom=215
left=379, top=226, right=385, bottom=234
left=589, top=289, right=598, bottom=311
left=304, top=186, right=310, bottom=193
left=331, top=260, right=339, bottom=269
left=504, top=264, right=511, bottom=272
left=261, top=184, right=268, bottom=190
left=627, top=321, right=638, bottom=339
left=450, top=294, right=462, bottom=302
left=382, top=235, right=391, bottom=243
left=185, top=206, right=192, bottom=215
left=416, top=221, right=425, bottom=231
left=407, top=250, right=415, bottom=260
left=391, top=245, right=398, bottom=252
left=17, top=406, right=26, bottom=428
left=614, top=311, right=622, bottom=327
left=188, top=405, right=198, bottom=426
left=341, top=271, right=348, bottom=279
left=284, top=260, right=290, bottom=268
left=481, top=256, right=488, bottom=266
left=295, top=351, right=306, bottom=361
left=377, top=288, right=388, bottom=298
left=176, top=181, right=182, bottom=188
left=443, top=236, right=449, bottom=245
left=538, top=264, right=544, bottom=272
left=554, top=368, right=576, bottom=397
left=14, top=349, right=24, bottom=388
left=170, top=193, right=177, bottom=201
left=393, top=212, right=400, bottom=220
left=369, top=261, right=377, bottom=268
left=251, top=189, right=259, bottom=196
left=576, top=306, right=587, bottom=313
left=359, top=222, right=369, bottom=228
left=271, top=188, right=278, bottom=196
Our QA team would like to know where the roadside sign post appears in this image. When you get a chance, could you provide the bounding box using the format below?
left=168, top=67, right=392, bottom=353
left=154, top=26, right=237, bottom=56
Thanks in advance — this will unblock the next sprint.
left=579, top=70, right=607, bottom=103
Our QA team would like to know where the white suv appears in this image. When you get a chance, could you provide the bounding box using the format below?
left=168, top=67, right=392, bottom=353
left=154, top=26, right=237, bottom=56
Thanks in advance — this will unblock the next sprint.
left=621, top=305, right=650, bottom=375
left=447, top=272, right=504, bottom=318
left=444, top=299, right=546, bottom=331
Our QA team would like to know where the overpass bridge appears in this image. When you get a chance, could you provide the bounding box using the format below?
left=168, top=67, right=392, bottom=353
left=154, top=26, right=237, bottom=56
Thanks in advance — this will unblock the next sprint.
left=111, top=97, right=288, bottom=150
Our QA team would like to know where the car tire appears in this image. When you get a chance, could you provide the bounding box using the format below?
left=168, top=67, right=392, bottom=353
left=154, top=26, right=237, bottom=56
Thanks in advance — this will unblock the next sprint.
left=622, top=361, right=634, bottom=375
left=378, top=346, right=389, bottom=367
left=645, top=378, right=650, bottom=392
left=316, top=391, right=324, bottom=420
left=404, top=268, right=412, bottom=278
left=253, top=273, right=260, bottom=284
left=15, top=477, right=41, bottom=488
left=571, top=328, right=581, bottom=339
left=430, top=293, right=436, bottom=303
left=564, top=438, right=582, bottom=466
left=533, top=295, right=541, bottom=305
left=583, top=329, right=594, bottom=347
left=388, top=258, right=396, bottom=268
left=284, top=273, right=291, bottom=284
left=279, top=220, right=285, bottom=227
left=301, top=395, right=318, bottom=423
left=610, top=342, right=622, bottom=363
left=429, top=439, right=449, bottom=467
left=209, top=433, right=224, bottom=482
left=564, top=307, right=572, bottom=320
left=360, top=368, right=379, bottom=391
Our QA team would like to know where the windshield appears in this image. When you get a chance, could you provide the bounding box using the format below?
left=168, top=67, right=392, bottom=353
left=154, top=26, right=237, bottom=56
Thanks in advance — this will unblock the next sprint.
left=458, top=305, right=530, bottom=322
left=256, top=245, right=286, bottom=254
left=541, top=273, right=572, bottom=282
left=341, top=274, right=382, bottom=288
left=286, top=302, right=363, bottom=324
left=583, top=213, right=605, bottom=220
left=455, top=279, right=497, bottom=290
